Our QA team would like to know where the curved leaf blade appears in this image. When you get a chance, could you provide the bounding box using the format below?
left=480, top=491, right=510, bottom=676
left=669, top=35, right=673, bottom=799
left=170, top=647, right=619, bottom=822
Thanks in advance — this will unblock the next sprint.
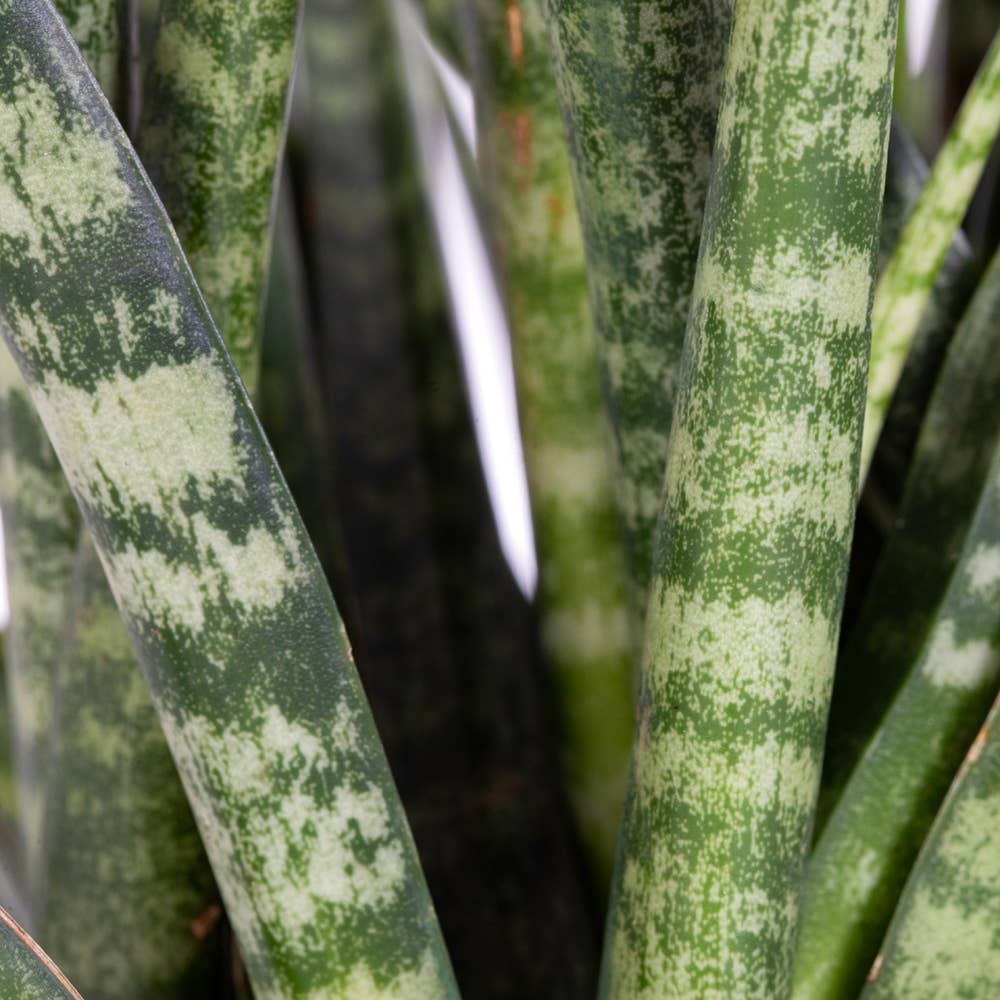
left=0, top=3, right=458, bottom=997
left=821, top=247, right=1000, bottom=827
left=794, top=432, right=1000, bottom=1000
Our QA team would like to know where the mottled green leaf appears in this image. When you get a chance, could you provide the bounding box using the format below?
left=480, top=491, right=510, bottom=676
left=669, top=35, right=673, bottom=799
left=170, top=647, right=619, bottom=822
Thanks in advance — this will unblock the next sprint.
left=0, top=0, right=124, bottom=913
left=862, top=28, right=1000, bottom=478
left=0, top=344, right=79, bottom=900
left=53, top=0, right=124, bottom=109
left=139, top=0, right=300, bottom=393
left=0, top=3, right=458, bottom=996
left=38, top=537, right=223, bottom=999
left=795, top=418, right=1000, bottom=1000
left=543, top=0, right=732, bottom=627
left=821, top=246, right=1000, bottom=830
left=862, top=695, right=1000, bottom=999
left=599, top=1, right=897, bottom=995
left=866, top=122, right=979, bottom=513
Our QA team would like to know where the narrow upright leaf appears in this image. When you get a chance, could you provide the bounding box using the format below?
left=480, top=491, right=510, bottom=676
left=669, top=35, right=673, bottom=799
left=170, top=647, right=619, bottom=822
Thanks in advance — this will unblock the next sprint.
left=862, top=695, right=1000, bottom=999
left=0, top=0, right=123, bottom=903
left=795, top=435, right=1000, bottom=1000
left=862, top=29, right=1000, bottom=478
left=32, top=3, right=271, bottom=991
left=301, top=0, right=597, bottom=992
left=258, top=177, right=357, bottom=633
left=0, top=4, right=458, bottom=997
left=543, top=0, right=732, bottom=624
left=867, top=123, right=978, bottom=511
left=53, top=0, right=124, bottom=108
left=599, top=1, right=897, bottom=995
left=0, top=345, right=79, bottom=896
left=0, top=644, right=15, bottom=824
left=470, top=0, right=633, bottom=887
left=821, top=248, right=1000, bottom=826
left=415, top=0, right=468, bottom=70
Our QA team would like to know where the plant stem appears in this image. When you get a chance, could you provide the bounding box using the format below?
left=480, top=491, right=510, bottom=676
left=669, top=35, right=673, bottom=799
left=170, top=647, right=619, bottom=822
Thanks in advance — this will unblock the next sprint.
left=599, top=1, right=897, bottom=995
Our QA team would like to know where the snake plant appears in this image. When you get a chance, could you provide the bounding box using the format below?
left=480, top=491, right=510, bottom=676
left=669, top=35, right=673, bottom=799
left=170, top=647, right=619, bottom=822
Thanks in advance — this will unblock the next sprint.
left=3, top=0, right=1000, bottom=997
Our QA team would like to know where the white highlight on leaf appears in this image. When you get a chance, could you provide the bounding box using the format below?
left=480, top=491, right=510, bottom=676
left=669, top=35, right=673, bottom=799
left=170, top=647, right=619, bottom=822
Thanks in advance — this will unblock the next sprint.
left=394, top=0, right=538, bottom=599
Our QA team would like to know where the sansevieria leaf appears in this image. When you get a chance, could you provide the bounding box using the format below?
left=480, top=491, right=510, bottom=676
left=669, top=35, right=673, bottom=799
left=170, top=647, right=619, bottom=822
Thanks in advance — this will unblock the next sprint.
left=599, top=0, right=897, bottom=995
left=543, top=0, right=732, bottom=626
left=301, top=0, right=597, bottom=991
left=139, top=0, right=300, bottom=395
left=38, top=536, right=223, bottom=997
left=862, top=28, right=1000, bottom=478
left=865, top=122, right=978, bottom=512
left=862, top=693, right=1000, bottom=999
left=794, top=426, right=1000, bottom=1000
left=0, top=342, right=79, bottom=898
left=821, top=247, right=1000, bottom=828
left=0, top=0, right=123, bottom=906
left=0, top=904, right=82, bottom=1000
left=52, top=0, right=123, bottom=108
left=0, top=3, right=458, bottom=998
left=28, top=3, right=227, bottom=994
